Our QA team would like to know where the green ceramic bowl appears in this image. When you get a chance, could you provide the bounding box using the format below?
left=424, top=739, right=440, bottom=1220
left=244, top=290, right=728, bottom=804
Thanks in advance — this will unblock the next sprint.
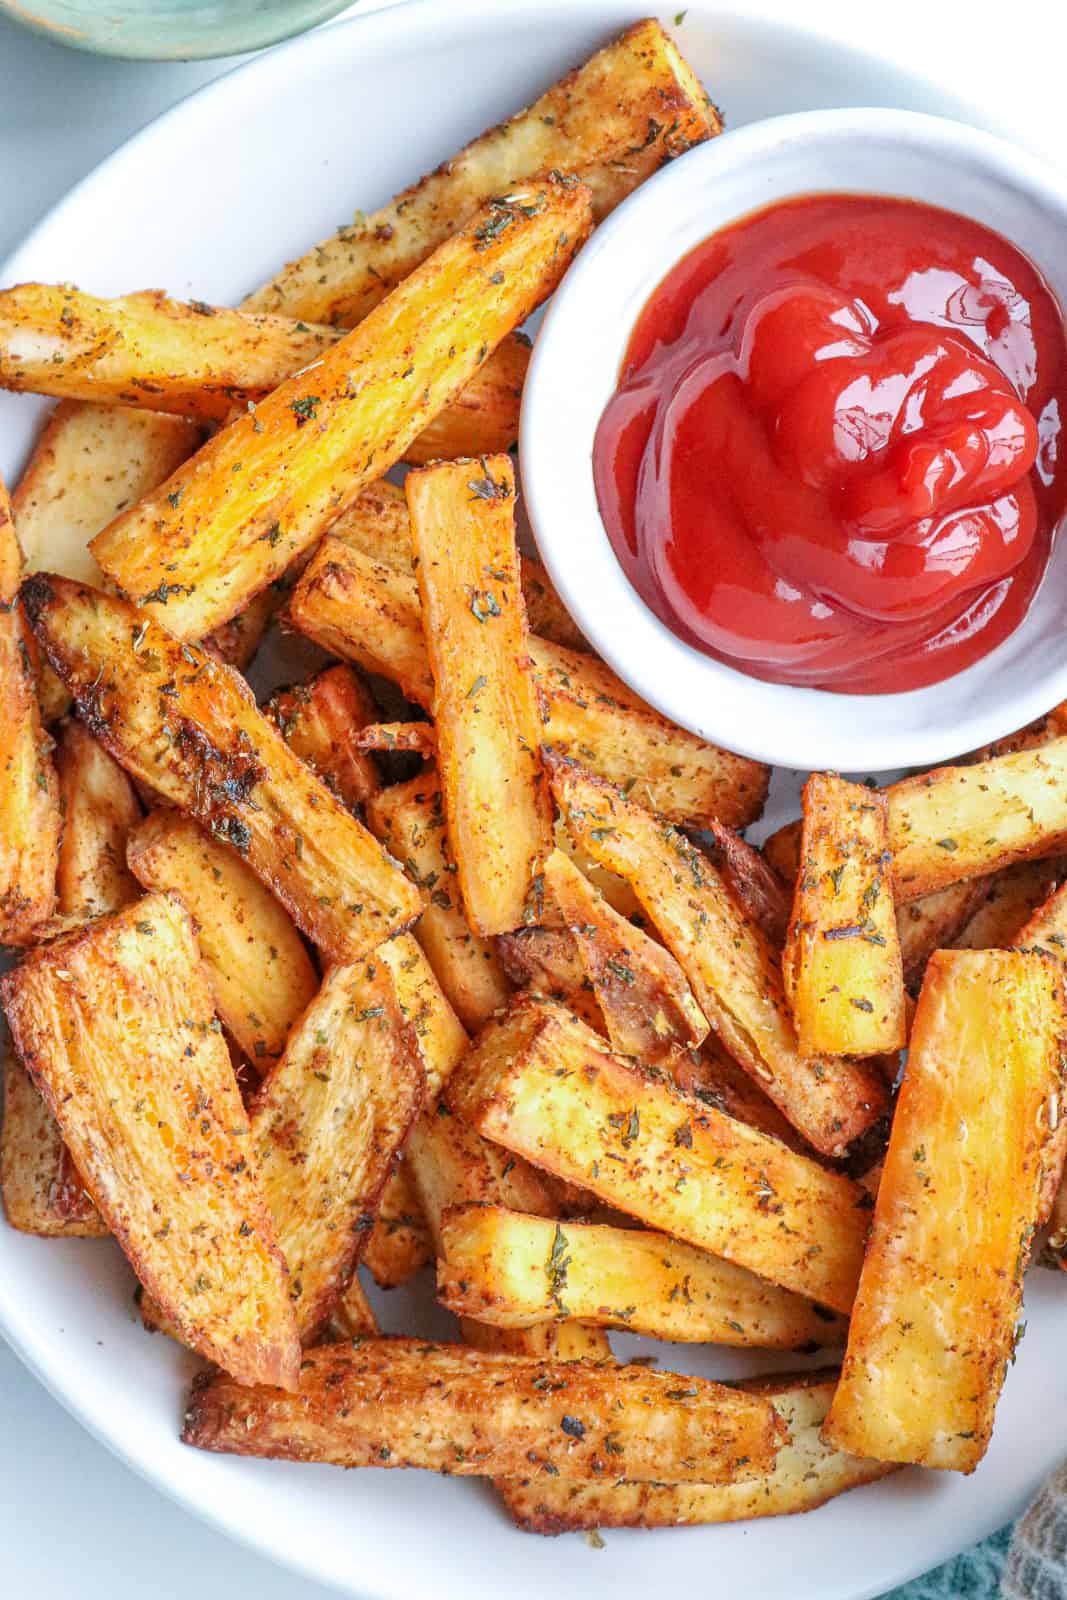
left=0, top=0, right=357, bottom=59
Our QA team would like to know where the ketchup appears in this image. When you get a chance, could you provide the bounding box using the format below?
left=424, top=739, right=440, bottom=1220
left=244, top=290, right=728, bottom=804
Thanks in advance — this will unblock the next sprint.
left=593, top=194, right=1067, bottom=693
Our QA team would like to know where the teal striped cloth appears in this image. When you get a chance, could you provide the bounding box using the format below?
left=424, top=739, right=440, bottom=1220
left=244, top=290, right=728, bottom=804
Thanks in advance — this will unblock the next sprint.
left=884, top=1527, right=1012, bottom=1598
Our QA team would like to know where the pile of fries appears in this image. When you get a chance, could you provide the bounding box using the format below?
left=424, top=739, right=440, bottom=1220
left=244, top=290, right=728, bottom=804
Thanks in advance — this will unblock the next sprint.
left=1, top=17, right=1064, bottom=1537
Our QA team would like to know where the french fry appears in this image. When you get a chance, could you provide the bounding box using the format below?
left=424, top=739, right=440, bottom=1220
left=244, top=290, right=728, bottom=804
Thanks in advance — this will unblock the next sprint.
left=328, top=1272, right=380, bottom=1340
left=402, top=333, right=529, bottom=465
left=53, top=717, right=142, bottom=922
left=783, top=774, right=906, bottom=1058
left=447, top=997, right=870, bottom=1312
left=824, top=949, right=1065, bottom=1471
left=0, top=285, right=337, bottom=422
left=0, top=475, right=61, bottom=944
left=761, top=819, right=801, bottom=884
left=496, top=925, right=604, bottom=1031
left=543, top=848, right=708, bottom=1061
left=288, top=536, right=769, bottom=830
left=407, top=455, right=552, bottom=936
left=438, top=1204, right=845, bottom=1347
left=126, top=809, right=319, bottom=1071
left=362, top=1160, right=434, bottom=1289
left=1, top=894, right=300, bottom=1388
left=326, top=477, right=585, bottom=651
left=705, top=820, right=792, bottom=947
left=373, top=933, right=469, bottom=1099
left=365, top=772, right=510, bottom=1032
left=1014, top=885, right=1067, bottom=1237
left=11, top=400, right=200, bottom=590
left=896, top=878, right=992, bottom=992
left=0, top=1052, right=105, bottom=1237
left=499, top=1372, right=895, bottom=1531
left=245, top=20, right=717, bottom=327
left=90, top=179, right=593, bottom=642
left=266, top=663, right=381, bottom=814
left=408, top=1108, right=558, bottom=1246
left=674, top=1037, right=814, bottom=1154
left=952, top=858, right=1065, bottom=951
left=23, top=575, right=423, bottom=963
left=549, top=757, right=887, bottom=1158
left=353, top=722, right=435, bottom=760
left=456, top=1319, right=610, bottom=1360
left=181, top=1336, right=782, bottom=1484
left=249, top=956, right=426, bottom=1340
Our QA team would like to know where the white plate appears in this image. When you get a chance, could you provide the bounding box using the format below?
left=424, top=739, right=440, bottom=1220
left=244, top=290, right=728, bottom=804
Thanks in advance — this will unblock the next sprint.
left=0, top=4, right=1063, bottom=1598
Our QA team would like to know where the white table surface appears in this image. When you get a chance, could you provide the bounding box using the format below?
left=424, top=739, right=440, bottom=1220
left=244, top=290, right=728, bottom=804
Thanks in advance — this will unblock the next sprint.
left=1, top=2, right=1064, bottom=1595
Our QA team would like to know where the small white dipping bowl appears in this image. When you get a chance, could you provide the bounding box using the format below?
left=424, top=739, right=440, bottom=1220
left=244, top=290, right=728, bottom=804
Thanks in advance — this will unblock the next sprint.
left=521, top=108, right=1067, bottom=773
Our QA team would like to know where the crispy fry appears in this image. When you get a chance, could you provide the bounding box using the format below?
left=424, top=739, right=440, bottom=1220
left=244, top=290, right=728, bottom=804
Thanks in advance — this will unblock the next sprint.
left=403, top=333, right=528, bottom=464
left=365, top=772, right=510, bottom=1032
left=896, top=878, right=992, bottom=992
left=90, top=179, right=592, bottom=641
left=824, top=949, right=1064, bottom=1471
left=249, top=957, right=425, bottom=1340
left=705, top=820, right=792, bottom=947
left=447, top=997, right=870, bottom=1312
left=549, top=757, right=887, bottom=1158
left=438, top=1204, right=845, bottom=1346
left=325, top=477, right=585, bottom=650
left=783, top=774, right=905, bottom=1057
left=267, top=663, right=381, bottom=815
left=456, top=1319, right=610, bottom=1359
left=408, top=1107, right=558, bottom=1246
left=373, top=933, right=469, bottom=1100
left=0, top=476, right=60, bottom=944
left=328, top=1272, right=380, bottom=1340
left=289, top=537, right=768, bottom=830
left=353, top=722, right=435, bottom=760
left=53, top=717, right=142, bottom=922
left=11, top=401, right=201, bottom=590
left=362, top=1160, right=434, bottom=1289
left=126, top=809, right=319, bottom=1071
left=1, top=894, right=300, bottom=1387
left=23, top=575, right=422, bottom=963
left=245, top=20, right=717, bottom=326
left=496, top=925, right=604, bottom=1030
left=407, top=455, right=552, bottom=936
left=0, top=284, right=336, bottom=422
left=543, top=848, right=707, bottom=1061
left=181, top=1336, right=781, bottom=1484
left=499, top=1372, right=895, bottom=1531
left=952, top=858, right=1065, bottom=951
left=1, top=1051, right=105, bottom=1237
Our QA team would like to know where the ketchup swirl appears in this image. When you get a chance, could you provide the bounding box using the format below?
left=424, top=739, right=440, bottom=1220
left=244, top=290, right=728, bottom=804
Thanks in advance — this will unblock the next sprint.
left=593, top=195, right=1067, bottom=693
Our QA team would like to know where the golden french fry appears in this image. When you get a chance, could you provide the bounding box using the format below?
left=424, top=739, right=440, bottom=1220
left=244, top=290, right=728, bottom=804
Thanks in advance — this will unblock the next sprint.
left=407, top=455, right=552, bottom=936
left=498, top=1372, right=895, bottom=1531
left=951, top=858, right=1066, bottom=951
left=326, top=477, right=585, bottom=651
left=181, top=1337, right=782, bottom=1484
left=549, top=757, right=887, bottom=1159
left=543, top=848, right=707, bottom=1061
left=23, top=574, right=423, bottom=963
left=126, top=809, right=319, bottom=1071
left=824, top=949, right=1064, bottom=1471
left=245, top=19, right=717, bottom=326
left=353, top=722, right=435, bottom=760
left=705, top=819, right=791, bottom=946
left=362, top=1161, right=433, bottom=1289
left=447, top=997, right=870, bottom=1313
left=438, top=1204, right=845, bottom=1346
left=53, top=717, right=142, bottom=922
left=403, top=333, right=529, bottom=464
left=0, top=476, right=60, bottom=944
left=365, top=772, right=510, bottom=1032
left=896, top=878, right=992, bottom=992
left=0, top=1052, right=106, bottom=1237
left=288, top=537, right=768, bottom=831
left=1, top=893, right=300, bottom=1388
left=250, top=957, right=425, bottom=1340
left=497, top=924, right=605, bottom=1031
left=90, top=179, right=593, bottom=641
left=328, top=1272, right=380, bottom=1340
left=783, top=774, right=906, bottom=1057
left=267, top=663, right=381, bottom=815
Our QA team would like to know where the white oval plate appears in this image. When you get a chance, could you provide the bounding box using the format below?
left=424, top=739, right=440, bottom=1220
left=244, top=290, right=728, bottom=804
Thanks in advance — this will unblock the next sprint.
left=0, top=4, right=1063, bottom=1598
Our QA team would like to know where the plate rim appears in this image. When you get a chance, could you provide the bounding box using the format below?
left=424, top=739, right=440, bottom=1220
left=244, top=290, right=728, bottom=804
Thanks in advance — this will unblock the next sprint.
left=0, top=3, right=1047, bottom=1596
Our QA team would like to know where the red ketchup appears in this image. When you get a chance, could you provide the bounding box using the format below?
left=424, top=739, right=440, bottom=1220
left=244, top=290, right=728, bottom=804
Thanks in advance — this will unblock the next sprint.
left=593, top=194, right=1067, bottom=693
